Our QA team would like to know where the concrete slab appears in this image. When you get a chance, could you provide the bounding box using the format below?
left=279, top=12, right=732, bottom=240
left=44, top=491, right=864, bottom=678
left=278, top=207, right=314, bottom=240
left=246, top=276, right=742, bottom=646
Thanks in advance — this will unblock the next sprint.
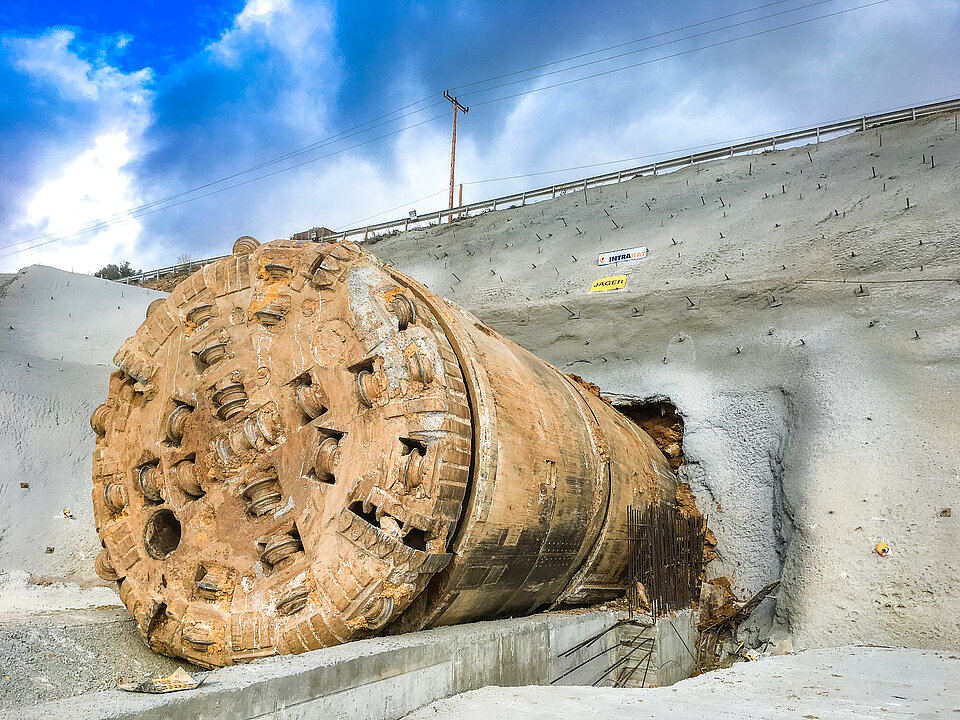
left=3, top=610, right=623, bottom=719
left=404, top=646, right=960, bottom=719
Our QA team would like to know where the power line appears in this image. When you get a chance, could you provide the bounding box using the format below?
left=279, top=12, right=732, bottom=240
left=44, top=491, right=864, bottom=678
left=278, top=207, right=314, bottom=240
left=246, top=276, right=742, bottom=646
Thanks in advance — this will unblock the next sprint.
left=456, top=0, right=837, bottom=101
left=468, top=0, right=894, bottom=109
left=1, top=0, right=837, bottom=255
left=446, top=0, right=802, bottom=95
left=4, top=0, right=895, bottom=260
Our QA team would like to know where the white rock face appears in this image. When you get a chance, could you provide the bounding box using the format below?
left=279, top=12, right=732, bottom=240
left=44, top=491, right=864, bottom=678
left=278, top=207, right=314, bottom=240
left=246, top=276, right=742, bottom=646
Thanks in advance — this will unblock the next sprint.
left=0, top=267, right=164, bottom=590
left=369, top=113, right=960, bottom=651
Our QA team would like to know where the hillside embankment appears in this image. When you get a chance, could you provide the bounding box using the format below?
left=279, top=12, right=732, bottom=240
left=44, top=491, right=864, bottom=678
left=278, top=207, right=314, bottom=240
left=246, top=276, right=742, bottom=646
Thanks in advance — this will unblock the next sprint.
left=368, top=112, right=960, bottom=651
left=0, top=112, right=957, bottom=706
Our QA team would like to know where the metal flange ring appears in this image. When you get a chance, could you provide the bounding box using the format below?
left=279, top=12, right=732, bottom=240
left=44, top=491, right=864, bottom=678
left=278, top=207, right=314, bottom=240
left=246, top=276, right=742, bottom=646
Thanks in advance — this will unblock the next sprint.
left=260, top=536, right=303, bottom=566
left=166, top=404, right=192, bottom=443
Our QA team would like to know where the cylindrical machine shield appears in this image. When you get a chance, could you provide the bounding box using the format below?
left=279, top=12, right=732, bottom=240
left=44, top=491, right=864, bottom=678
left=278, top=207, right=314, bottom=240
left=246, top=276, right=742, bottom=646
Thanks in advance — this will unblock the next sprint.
left=90, top=238, right=677, bottom=668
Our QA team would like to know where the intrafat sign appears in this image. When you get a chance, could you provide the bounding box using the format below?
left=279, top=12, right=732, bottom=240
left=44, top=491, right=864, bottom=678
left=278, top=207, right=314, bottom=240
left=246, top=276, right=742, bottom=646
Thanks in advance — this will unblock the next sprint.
left=597, top=245, right=648, bottom=267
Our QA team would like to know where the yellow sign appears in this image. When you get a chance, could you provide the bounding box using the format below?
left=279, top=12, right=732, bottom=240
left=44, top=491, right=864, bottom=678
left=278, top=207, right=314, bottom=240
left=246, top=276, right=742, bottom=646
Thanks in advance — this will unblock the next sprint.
left=589, top=275, right=627, bottom=292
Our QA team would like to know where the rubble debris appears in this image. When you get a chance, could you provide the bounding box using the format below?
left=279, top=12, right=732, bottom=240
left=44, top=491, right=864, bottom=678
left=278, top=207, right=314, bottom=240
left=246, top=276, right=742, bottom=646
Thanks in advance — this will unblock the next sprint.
left=696, top=579, right=780, bottom=672
left=90, top=237, right=683, bottom=668
left=118, top=667, right=204, bottom=693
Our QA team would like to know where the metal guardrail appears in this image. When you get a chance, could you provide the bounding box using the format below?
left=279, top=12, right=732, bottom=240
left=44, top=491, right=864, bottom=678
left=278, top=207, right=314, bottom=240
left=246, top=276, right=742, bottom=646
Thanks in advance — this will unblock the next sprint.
left=118, top=97, right=960, bottom=285
left=117, top=256, right=229, bottom=284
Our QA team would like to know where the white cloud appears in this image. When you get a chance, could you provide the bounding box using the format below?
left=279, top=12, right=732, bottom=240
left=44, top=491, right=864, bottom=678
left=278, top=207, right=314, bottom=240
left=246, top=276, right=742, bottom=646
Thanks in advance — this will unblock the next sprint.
left=0, top=28, right=153, bottom=273
left=211, top=0, right=334, bottom=69
left=4, top=0, right=959, bottom=274
left=17, top=131, right=148, bottom=273
left=9, top=29, right=151, bottom=102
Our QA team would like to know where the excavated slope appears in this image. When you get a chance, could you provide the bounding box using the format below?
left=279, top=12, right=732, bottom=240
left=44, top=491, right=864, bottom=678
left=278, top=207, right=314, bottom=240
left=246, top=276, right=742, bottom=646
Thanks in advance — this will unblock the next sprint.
left=0, top=114, right=957, bottom=686
left=369, top=113, right=960, bottom=651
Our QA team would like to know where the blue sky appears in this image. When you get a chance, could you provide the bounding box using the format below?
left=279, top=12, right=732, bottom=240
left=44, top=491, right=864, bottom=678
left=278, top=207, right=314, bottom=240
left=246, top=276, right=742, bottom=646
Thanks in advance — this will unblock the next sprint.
left=1, top=0, right=958, bottom=272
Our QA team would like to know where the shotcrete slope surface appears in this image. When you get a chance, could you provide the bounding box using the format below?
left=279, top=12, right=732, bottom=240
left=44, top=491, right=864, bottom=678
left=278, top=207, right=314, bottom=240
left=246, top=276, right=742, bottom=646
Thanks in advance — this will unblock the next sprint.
left=0, top=114, right=957, bottom=708
left=0, top=268, right=182, bottom=706
left=370, top=113, right=960, bottom=651
left=0, top=267, right=165, bottom=588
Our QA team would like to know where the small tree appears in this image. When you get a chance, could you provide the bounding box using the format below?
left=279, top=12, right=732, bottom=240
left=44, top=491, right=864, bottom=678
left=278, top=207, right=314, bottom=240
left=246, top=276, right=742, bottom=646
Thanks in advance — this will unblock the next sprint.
left=94, top=261, right=140, bottom=280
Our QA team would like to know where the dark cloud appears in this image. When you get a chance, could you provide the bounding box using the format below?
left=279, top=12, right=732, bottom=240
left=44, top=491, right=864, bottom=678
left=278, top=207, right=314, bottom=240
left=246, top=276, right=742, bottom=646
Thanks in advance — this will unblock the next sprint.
left=128, top=1, right=341, bottom=259
left=2, top=0, right=959, bottom=272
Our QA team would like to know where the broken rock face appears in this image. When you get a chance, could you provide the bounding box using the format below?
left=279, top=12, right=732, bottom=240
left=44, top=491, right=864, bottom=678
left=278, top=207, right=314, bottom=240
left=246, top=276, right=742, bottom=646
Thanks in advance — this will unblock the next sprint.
left=91, top=237, right=676, bottom=667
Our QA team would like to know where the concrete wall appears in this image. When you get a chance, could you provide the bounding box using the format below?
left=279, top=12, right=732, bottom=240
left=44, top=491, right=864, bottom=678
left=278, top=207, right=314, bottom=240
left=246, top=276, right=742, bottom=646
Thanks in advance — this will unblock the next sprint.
left=7, top=611, right=621, bottom=720
left=615, top=610, right=699, bottom=688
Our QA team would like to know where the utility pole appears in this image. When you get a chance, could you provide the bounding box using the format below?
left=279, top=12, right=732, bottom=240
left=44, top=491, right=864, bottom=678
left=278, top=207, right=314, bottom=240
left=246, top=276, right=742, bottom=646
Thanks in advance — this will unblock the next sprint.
left=443, top=90, right=468, bottom=211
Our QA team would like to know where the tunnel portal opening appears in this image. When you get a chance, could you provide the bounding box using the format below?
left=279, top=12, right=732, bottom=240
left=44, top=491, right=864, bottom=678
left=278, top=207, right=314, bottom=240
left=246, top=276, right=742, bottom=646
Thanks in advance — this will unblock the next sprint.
left=614, top=397, right=685, bottom=472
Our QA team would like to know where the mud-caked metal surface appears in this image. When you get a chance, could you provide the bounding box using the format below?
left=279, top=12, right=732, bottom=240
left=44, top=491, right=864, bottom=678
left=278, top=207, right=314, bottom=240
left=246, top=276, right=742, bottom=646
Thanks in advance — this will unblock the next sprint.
left=91, top=237, right=677, bottom=667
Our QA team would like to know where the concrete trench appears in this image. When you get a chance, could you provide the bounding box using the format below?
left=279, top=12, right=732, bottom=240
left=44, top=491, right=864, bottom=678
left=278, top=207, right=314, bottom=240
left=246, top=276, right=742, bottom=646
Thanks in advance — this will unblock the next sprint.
left=7, top=610, right=694, bottom=719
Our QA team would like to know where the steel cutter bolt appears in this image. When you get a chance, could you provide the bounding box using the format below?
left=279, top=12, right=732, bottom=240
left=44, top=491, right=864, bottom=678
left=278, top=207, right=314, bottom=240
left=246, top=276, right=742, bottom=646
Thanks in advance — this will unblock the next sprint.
left=263, top=263, right=293, bottom=281
left=165, top=404, right=192, bottom=443
left=404, top=448, right=426, bottom=491
left=194, top=573, right=224, bottom=600
left=232, top=235, right=260, bottom=255
left=242, top=473, right=282, bottom=516
left=103, top=481, right=127, bottom=513
left=254, top=299, right=287, bottom=326
left=295, top=381, right=326, bottom=419
left=313, top=437, right=341, bottom=482
left=276, top=587, right=311, bottom=616
left=173, top=460, right=203, bottom=497
left=243, top=406, right=279, bottom=447
left=260, top=535, right=303, bottom=567
left=212, top=380, right=248, bottom=420
left=185, top=303, right=215, bottom=328
left=359, top=595, right=395, bottom=630
left=138, top=463, right=163, bottom=502
left=195, top=339, right=228, bottom=366
left=95, top=548, right=120, bottom=581
left=183, top=624, right=215, bottom=650
left=389, top=294, right=416, bottom=330
left=90, top=403, right=109, bottom=436
left=356, top=370, right=379, bottom=407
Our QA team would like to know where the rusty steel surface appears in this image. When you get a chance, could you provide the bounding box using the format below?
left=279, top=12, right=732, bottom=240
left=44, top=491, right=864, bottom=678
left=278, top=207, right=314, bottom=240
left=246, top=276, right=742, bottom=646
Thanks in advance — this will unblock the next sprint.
left=91, top=237, right=677, bottom=668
